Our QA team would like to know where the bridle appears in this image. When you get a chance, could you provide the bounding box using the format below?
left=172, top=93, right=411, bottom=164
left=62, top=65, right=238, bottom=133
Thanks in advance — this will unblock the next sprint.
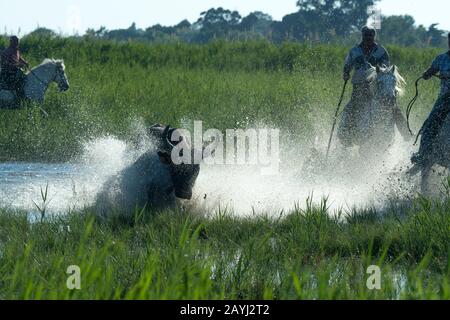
left=27, top=64, right=61, bottom=87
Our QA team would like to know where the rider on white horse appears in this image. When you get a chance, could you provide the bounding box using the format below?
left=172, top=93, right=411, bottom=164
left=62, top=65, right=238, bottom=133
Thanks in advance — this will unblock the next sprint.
left=411, top=32, right=450, bottom=168
left=339, top=26, right=390, bottom=146
left=0, top=36, right=29, bottom=100
left=339, top=26, right=411, bottom=146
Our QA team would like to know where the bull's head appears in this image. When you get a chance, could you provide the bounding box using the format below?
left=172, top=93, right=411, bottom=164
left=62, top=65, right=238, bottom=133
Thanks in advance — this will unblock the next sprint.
left=149, top=124, right=201, bottom=200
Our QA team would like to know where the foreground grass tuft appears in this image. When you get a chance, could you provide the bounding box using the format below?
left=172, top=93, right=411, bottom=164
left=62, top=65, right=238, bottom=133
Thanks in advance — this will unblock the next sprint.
left=0, top=197, right=448, bottom=299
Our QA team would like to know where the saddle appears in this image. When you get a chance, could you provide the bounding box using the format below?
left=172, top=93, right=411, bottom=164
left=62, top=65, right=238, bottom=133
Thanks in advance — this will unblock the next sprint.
left=0, top=72, right=26, bottom=102
left=0, top=74, right=16, bottom=91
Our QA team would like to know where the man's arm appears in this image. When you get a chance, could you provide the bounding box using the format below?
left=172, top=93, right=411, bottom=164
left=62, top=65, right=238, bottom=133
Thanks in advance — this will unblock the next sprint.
left=380, top=49, right=390, bottom=68
left=423, top=57, right=439, bottom=80
left=19, top=56, right=29, bottom=68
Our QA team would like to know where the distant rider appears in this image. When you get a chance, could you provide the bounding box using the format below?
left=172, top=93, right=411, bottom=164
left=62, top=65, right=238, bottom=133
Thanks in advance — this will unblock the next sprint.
left=411, top=32, right=450, bottom=167
left=0, top=36, right=29, bottom=99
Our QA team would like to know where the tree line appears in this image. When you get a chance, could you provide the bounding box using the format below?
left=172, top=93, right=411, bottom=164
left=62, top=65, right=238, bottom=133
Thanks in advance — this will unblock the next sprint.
left=21, top=0, right=449, bottom=48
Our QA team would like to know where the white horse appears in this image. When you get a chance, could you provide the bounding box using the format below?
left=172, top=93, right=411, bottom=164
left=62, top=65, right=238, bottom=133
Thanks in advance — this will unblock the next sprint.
left=301, top=65, right=407, bottom=179
left=338, top=65, right=407, bottom=160
left=0, top=58, right=69, bottom=108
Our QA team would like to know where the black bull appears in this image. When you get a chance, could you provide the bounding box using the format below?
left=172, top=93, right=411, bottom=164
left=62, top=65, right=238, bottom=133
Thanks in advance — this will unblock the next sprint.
left=95, top=124, right=202, bottom=215
left=148, top=123, right=201, bottom=200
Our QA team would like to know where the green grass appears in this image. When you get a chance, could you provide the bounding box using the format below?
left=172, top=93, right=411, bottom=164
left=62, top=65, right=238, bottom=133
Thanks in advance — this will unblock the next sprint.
left=0, top=38, right=444, bottom=161
left=0, top=38, right=449, bottom=299
left=0, top=197, right=448, bottom=299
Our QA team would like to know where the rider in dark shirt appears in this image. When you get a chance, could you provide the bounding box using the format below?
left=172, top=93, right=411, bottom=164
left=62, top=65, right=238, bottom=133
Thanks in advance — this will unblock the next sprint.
left=0, top=36, right=29, bottom=99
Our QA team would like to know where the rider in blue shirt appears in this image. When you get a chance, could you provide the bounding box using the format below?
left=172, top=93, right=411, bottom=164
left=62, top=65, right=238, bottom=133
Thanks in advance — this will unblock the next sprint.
left=411, top=32, right=450, bottom=167
left=340, top=26, right=391, bottom=146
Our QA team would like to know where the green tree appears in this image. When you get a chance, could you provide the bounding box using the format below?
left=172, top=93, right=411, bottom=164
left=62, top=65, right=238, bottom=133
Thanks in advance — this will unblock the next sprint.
left=426, top=24, right=446, bottom=47
left=379, top=18, right=446, bottom=48
left=272, top=11, right=325, bottom=42
left=379, top=15, right=425, bottom=47
left=193, top=7, right=242, bottom=42
left=295, top=0, right=380, bottom=37
left=85, top=26, right=108, bottom=39
left=240, top=12, right=272, bottom=32
left=26, top=27, right=58, bottom=39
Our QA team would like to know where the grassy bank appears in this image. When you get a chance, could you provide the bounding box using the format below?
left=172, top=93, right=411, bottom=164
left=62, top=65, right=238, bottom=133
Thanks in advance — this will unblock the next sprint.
left=0, top=38, right=449, bottom=300
left=0, top=197, right=448, bottom=299
left=0, top=38, right=444, bottom=161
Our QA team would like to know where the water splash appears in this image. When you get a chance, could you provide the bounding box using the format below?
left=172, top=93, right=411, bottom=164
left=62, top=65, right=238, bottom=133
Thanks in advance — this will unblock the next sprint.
left=0, top=136, right=138, bottom=214
left=0, top=124, right=428, bottom=216
left=192, top=129, right=419, bottom=216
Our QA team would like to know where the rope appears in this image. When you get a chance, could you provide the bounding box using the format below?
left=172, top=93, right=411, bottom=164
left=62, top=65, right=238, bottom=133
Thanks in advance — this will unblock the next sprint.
left=405, top=76, right=424, bottom=136
left=405, top=74, right=443, bottom=145
left=26, top=67, right=50, bottom=87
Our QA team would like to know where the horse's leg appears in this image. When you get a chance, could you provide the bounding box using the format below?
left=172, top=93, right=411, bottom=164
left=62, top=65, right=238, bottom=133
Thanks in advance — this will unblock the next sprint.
left=337, top=101, right=355, bottom=148
left=394, top=106, right=413, bottom=141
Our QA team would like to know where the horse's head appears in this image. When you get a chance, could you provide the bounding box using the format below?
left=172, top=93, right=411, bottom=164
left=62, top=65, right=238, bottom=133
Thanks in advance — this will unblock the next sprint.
left=53, top=60, right=70, bottom=92
left=38, top=59, right=70, bottom=92
left=374, top=65, right=405, bottom=106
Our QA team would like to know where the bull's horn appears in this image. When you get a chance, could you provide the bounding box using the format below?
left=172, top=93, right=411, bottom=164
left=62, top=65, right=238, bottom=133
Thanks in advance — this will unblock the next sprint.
left=150, top=123, right=164, bottom=129
left=163, top=125, right=175, bottom=149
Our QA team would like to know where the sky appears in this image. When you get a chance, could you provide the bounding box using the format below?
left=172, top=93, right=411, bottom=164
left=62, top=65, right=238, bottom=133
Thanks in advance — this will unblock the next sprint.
left=0, top=0, right=449, bottom=36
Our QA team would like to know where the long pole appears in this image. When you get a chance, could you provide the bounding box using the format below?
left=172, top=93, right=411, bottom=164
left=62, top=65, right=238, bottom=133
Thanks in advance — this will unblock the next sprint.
left=325, top=80, right=348, bottom=161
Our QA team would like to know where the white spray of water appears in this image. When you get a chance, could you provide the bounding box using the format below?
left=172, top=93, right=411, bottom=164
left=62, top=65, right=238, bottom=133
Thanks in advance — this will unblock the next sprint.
left=0, top=137, right=135, bottom=214
left=192, top=128, right=418, bottom=216
left=0, top=118, right=165, bottom=214
left=0, top=119, right=425, bottom=216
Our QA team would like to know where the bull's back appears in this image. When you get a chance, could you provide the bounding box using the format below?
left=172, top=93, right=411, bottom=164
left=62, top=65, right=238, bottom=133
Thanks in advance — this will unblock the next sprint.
left=95, top=151, right=175, bottom=217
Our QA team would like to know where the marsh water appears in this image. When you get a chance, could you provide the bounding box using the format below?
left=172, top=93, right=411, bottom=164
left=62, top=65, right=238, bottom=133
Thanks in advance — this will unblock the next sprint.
left=0, top=137, right=133, bottom=214
left=0, top=132, right=430, bottom=216
left=0, top=162, right=104, bottom=213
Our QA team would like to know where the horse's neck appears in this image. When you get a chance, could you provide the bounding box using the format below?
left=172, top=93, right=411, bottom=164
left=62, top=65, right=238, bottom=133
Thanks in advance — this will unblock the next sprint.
left=374, top=79, right=394, bottom=110
left=373, top=94, right=394, bottom=114
left=24, top=64, right=53, bottom=102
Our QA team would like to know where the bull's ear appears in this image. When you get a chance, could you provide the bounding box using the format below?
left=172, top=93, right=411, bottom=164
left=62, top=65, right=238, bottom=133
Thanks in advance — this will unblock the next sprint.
left=158, top=151, right=171, bottom=165
left=376, top=65, right=381, bottom=74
